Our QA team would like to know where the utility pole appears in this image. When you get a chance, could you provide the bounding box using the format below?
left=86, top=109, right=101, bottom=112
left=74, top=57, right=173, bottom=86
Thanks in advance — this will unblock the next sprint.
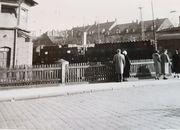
left=151, top=0, right=157, bottom=50
left=139, top=7, right=145, bottom=41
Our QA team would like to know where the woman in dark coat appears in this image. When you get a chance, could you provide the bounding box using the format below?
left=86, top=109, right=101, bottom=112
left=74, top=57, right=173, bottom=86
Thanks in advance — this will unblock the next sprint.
left=160, top=49, right=170, bottom=79
left=122, top=50, right=131, bottom=81
left=152, top=50, right=161, bottom=80
left=172, top=50, right=180, bottom=78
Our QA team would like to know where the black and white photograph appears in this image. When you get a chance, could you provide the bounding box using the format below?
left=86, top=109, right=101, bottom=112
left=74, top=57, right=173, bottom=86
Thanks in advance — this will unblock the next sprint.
left=0, top=0, right=180, bottom=129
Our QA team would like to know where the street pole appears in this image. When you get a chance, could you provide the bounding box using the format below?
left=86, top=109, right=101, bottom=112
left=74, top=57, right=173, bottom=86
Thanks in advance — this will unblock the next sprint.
left=151, top=0, right=157, bottom=50
left=97, top=22, right=100, bottom=44
left=139, top=7, right=145, bottom=41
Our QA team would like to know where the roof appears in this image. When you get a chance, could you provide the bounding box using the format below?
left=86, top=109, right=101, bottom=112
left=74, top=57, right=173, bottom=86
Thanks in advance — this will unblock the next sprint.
left=111, top=18, right=169, bottom=35
left=18, top=30, right=30, bottom=38
left=1, top=0, right=38, bottom=6
left=88, top=21, right=115, bottom=33
left=33, top=33, right=56, bottom=46
left=48, top=36, right=65, bottom=45
left=142, top=18, right=168, bottom=31
left=111, top=22, right=139, bottom=34
left=72, top=25, right=92, bottom=32
left=158, top=33, right=180, bottom=40
left=24, top=0, right=38, bottom=6
left=33, top=31, right=67, bottom=46
left=0, top=27, right=30, bottom=33
left=157, top=26, right=180, bottom=33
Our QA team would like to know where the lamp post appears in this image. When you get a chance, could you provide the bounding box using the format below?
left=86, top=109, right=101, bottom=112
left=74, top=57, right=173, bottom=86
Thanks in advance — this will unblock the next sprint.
left=138, top=7, right=145, bottom=41
left=151, top=0, right=157, bottom=50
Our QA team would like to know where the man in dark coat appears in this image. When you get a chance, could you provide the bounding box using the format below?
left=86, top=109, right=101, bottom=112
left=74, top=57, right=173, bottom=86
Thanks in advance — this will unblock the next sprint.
left=122, top=50, right=131, bottom=81
left=172, top=50, right=180, bottom=78
left=113, top=49, right=125, bottom=82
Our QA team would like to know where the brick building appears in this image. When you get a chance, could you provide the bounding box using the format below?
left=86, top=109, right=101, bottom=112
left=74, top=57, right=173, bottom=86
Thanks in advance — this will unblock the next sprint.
left=0, top=0, right=37, bottom=68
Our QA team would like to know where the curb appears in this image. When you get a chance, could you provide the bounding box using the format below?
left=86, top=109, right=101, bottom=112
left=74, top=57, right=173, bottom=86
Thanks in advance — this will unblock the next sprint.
left=0, top=79, right=179, bottom=102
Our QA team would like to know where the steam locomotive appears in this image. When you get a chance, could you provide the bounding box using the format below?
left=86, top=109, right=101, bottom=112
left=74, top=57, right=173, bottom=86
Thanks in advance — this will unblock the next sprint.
left=33, top=40, right=155, bottom=64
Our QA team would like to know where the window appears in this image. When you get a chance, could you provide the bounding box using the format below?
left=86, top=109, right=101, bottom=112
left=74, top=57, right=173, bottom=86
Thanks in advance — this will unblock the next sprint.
left=20, top=7, right=28, bottom=23
left=1, top=5, right=17, bottom=17
left=116, top=29, right=120, bottom=34
left=101, top=29, right=105, bottom=33
left=0, top=47, right=10, bottom=68
left=126, top=29, right=129, bottom=33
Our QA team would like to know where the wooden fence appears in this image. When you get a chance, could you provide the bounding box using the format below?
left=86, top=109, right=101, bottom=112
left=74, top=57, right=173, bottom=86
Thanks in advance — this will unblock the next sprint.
left=65, top=59, right=155, bottom=83
left=66, top=62, right=115, bottom=83
left=0, top=64, right=62, bottom=86
left=0, top=59, right=156, bottom=87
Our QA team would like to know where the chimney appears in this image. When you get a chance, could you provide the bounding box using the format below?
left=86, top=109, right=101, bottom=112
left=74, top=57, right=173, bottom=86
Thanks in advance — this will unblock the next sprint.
left=83, top=32, right=87, bottom=45
left=136, top=19, right=138, bottom=24
left=94, top=21, right=97, bottom=25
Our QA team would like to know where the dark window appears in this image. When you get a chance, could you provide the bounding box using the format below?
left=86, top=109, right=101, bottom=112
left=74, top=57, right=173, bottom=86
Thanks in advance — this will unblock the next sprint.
left=1, top=5, right=17, bottom=17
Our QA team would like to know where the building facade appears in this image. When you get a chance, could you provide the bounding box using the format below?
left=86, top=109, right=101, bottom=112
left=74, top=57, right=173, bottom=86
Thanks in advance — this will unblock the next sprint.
left=0, top=0, right=37, bottom=68
left=65, top=18, right=173, bottom=45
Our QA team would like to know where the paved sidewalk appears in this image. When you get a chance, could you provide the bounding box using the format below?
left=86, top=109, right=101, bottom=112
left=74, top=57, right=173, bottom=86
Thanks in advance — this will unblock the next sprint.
left=0, top=78, right=179, bottom=102
left=0, top=78, right=180, bottom=129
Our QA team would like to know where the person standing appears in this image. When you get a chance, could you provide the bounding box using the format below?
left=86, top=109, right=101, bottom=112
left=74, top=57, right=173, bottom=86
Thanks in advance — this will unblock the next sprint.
left=172, top=50, right=180, bottom=78
left=113, top=49, right=125, bottom=82
left=161, top=49, right=171, bottom=79
left=122, top=50, right=131, bottom=81
left=152, top=50, right=161, bottom=80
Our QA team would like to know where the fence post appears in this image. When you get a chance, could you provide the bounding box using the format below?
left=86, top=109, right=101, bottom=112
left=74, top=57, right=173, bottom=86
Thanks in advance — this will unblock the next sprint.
left=57, top=59, right=69, bottom=84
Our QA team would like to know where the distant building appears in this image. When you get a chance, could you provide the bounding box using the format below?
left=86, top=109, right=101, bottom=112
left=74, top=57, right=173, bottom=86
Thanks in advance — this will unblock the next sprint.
left=33, top=18, right=173, bottom=50
left=66, top=18, right=173, bottom=45
left=67, top=20, right=117, bottom=45
left=0, top=0, right=37, bottom=68
left=109, top=18, right=173, bottom=42
left=157, top=26, right=180, bottom=53
left=33, top=30, right=69, bottom=47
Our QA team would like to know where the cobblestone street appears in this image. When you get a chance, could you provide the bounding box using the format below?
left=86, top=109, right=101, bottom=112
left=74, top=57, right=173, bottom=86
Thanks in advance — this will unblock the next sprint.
left=0, top=79, right=180, bottom=130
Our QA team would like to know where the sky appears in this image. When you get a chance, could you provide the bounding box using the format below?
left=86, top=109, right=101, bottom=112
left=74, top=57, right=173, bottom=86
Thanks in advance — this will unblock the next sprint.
left=28, top=0, right=180, bottom=33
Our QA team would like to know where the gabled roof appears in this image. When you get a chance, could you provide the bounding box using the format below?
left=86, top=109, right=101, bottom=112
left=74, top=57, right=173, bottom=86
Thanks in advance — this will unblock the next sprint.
left=111, top=22, right=139, bottom=34
left=142, top=18, right=167, bottom=31
left=72, top=25, right=92, bottom=33
left=48, top=36, right=65, bottom=45
left=33, top=33, right=57, bottom=46
left=111, top=18, right=169, bottom=35
left=88, top=21, right=115, bottom=33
